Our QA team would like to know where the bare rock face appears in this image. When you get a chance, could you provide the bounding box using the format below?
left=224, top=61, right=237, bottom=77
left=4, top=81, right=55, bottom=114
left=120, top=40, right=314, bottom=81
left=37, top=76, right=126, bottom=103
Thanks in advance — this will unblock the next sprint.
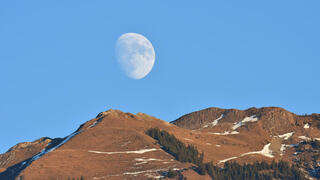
left=7, top=137, right=51, bottom=153
left=171, top=107, right=225, bottom=129
left=258, top=107, right=296, bottom=135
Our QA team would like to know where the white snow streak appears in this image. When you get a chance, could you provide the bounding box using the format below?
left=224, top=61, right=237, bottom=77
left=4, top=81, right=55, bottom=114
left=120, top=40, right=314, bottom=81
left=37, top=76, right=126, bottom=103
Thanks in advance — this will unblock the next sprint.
left=304, top=123, right=310, bottom=129
left=123, top=168, right=172, bottom=175
left=278, top=132, right=294, bottom=140
left=232, top=123, right=244, bottom=130
left=209, top=131, right=239, bottom=135
left=218, top=156, right=238, bottom=163
left=88, top=118, right=103, bottom=128
left=88, top=148, right=159, bottom=154
left=211, top=114, right=224, bottom=127
left=298, top=136, right=311, bottom=141
left=280, top=144, right=286, bottom=156
left=218, top=143, right=274, bottom=164
left=134, top=158, right=163, bottom=165
left=241, top=143, right=274, bottom=158
left=232, top=115, right=259, bottom=130
left=201, top=114, right=224, bottom=128
left=88, top=121, right=98, bottom=128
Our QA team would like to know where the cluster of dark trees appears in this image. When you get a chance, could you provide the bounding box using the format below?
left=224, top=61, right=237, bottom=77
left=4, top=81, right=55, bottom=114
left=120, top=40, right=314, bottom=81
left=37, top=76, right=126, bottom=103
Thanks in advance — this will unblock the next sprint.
left=146, top=128, right=206, bottom=174
left=146, top=127, right=307, bottom=180
left=205, top=161, right=306, bottom=180
left=67, top=176, right=84, bottom=180
left=294, top=140, right=320, bottom=178
left=301, top=140, right=320, bottom=149
left=295, top=140, right=320, bottom=153
left=310, top=140, right=320, bottom=149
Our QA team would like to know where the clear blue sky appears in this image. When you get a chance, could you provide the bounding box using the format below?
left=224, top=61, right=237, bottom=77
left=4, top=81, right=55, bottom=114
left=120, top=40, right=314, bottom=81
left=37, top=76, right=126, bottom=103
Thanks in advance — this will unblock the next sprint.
left=1, top=1, right=319, bottom=153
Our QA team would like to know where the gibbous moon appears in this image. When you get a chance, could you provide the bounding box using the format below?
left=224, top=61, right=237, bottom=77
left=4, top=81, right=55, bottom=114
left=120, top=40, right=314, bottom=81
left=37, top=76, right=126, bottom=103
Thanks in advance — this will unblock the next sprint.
left=115, top=33, right=155, bottom=79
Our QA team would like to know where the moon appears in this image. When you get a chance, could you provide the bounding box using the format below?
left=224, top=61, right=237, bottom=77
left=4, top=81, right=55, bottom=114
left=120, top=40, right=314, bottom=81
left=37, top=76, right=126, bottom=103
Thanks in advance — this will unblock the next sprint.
left=115, top=33, right=155, bottom=79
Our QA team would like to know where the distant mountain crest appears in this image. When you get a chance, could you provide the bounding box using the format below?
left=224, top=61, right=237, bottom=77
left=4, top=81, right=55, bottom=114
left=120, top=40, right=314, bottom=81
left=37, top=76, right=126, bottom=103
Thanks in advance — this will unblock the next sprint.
left=171, top=107, right=318, bottom=135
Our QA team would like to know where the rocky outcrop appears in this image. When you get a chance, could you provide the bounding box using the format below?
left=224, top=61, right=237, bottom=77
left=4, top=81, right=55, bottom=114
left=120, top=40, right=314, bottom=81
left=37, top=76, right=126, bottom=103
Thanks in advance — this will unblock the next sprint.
left=171, top=107, right=225, bottom=130
left=6, top=137, right=51, bottom=153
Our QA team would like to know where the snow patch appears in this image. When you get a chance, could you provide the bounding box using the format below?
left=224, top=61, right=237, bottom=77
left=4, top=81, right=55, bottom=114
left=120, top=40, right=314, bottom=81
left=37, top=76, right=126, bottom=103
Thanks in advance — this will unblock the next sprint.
left=123, top=168, right=169, bottom=175
left=278, top=132, right=294, bottom=140
left=216, top=145, right=221, bottom=147
left=299, top=136, right=311, bottom=141
left=184, top=138, right=193, bottom=141
left=218, top=143, right=274, bottom=164
left=145, top=174, right=164, bottom=179
left=211, top=114, right=224, bottom=126
left=232, top=122, right=244, bottom=130
left=280, top=144, right=286, bottom=156
left=218, top=156, right=238, bottom=163
left=241, top=143, right=274, bottom=158
left=232, top=115, right=259, bottom=130
left=134, top=158, right=163, bottom=165
left=88, top=121, right=98, bottom=128
left=88, top=117, right=103, bottom=128
left=304, top=123, right=310, bottom=129
left=201, top=114, right=224, bottom=128
left=209, top=131, right=239, bottom=135
left=88, top=148, right=159, bottom=154
left=206, top=143, right=212, bottom=146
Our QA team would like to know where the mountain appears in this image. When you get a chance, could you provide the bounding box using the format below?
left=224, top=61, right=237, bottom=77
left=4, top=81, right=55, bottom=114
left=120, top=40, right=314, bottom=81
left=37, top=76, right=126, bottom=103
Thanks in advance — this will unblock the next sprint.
left=172, top=107, right=320, bottom=177
left=0, top=107, right=319, bottom=179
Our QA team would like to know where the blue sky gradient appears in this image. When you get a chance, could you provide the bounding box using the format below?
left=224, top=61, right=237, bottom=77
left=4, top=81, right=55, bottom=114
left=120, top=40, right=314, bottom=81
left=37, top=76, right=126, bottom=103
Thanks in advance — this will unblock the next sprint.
left=1, top=1, right=319, bottom=153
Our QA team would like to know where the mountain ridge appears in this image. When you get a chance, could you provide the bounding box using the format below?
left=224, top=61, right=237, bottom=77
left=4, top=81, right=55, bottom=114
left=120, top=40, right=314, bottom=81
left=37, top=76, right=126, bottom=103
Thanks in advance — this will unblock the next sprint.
left=0, top=107, right=319, bottom=179
left=171, top=106, right=318, bottom=134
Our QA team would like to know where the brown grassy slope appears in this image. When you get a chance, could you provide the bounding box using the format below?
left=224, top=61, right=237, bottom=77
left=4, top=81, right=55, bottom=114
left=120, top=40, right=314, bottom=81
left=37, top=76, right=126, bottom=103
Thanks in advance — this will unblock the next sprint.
left=1, top=107, right=319, bottom=179
left=16, top=110, right=199, bottom=180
